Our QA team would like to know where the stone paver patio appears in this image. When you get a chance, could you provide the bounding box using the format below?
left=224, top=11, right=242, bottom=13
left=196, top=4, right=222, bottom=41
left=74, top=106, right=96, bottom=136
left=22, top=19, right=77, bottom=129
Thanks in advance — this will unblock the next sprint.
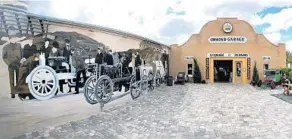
left=11, top=83, right=292, bottom=139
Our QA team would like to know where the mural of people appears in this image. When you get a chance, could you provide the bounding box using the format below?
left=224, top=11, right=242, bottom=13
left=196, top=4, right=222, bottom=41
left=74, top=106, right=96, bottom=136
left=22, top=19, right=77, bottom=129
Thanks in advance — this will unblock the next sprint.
left=40, top=39, right=52, bottom=65
left=104, top=49, right=114, bottom=65
left=72, top=48, right=86, bottom=94
left=16, top=44, right=39, bottom=100
left=95, top=48, right=103, bottom=64
left=2, top=39, right=22, bottom=98
left=62, top=38, right=73, bottom=64
left=1, top=29, right=169, bottom=100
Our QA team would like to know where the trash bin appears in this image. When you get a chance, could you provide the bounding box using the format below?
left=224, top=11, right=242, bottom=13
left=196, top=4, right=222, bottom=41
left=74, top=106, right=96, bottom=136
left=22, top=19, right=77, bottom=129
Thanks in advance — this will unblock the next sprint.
left=167, top=76, right=173, bottom=86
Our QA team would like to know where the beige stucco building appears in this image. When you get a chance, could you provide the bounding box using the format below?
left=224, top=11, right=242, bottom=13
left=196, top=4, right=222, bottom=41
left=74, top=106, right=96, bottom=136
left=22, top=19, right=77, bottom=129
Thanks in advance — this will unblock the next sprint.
left=169, top=18, right=286, bottom=84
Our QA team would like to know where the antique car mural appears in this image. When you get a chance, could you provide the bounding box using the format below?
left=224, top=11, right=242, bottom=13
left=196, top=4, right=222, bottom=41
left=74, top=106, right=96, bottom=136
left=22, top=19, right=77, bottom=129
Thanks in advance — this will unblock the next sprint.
left=0, top=5, right=169, bottom=101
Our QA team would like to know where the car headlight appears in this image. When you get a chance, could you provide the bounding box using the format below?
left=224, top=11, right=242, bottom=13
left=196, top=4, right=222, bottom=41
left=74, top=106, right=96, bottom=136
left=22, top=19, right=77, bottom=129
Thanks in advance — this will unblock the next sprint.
left=273, top=78, right=276, bottom=82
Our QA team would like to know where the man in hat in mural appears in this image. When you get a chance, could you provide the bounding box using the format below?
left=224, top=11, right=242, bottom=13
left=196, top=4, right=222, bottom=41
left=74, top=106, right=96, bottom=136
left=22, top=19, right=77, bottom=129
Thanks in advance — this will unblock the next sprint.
left=104, top=49, right=114, bottom=65
left=40, top=39, right=52, bottom=65
left=2, top=37, right=22, bottom=98
left=95, top=48, right=104, bottom=65
left=49, top=41, right=62, bottom=57
left=63, top=38, right=73, bottom=64
left=72, top=48, right=86, bottom=94
left=48, top=41, right=66, bottom=94
left=161, top=49, right=168, bottom=72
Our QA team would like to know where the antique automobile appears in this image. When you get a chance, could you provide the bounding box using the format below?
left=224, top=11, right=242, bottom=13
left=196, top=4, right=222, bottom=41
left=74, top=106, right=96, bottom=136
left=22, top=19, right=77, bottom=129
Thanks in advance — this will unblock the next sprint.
left=259, top=69, right=283, bottom=89
left=25, top=52, right=94, bottom=101
left=83, top=52, right=155, bottom=105
left=174, top=72, right=186, bottom=85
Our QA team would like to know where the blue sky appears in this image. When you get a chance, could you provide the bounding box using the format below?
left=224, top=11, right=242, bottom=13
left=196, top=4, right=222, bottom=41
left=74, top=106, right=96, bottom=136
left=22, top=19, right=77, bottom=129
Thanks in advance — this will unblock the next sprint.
left=26, top=0, right=292, bottom=50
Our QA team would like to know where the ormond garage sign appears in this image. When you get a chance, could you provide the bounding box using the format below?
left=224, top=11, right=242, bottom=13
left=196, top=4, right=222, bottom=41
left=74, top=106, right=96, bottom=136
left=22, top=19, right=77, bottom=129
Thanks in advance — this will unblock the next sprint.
left=208, top=36, right=247, bottom=43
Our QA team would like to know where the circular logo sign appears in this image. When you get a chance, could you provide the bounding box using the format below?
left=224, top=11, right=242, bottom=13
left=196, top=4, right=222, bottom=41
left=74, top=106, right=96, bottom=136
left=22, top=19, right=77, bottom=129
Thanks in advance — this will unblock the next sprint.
left=222, top=22, right=233, bottom=33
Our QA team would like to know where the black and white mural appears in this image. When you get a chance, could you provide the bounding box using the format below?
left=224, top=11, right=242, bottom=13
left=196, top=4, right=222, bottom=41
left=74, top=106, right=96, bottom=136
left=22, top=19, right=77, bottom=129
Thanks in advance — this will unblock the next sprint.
left=0, top=9, right=169, bottom=101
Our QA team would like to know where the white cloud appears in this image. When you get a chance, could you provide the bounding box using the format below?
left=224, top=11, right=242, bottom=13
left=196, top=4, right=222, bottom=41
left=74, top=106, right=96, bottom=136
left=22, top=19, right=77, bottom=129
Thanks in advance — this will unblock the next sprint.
left=263, top=32, right=282, bottom=45
left=41, top=0, right=292, bottom=45
left=286, top=40, right=292, bottom=51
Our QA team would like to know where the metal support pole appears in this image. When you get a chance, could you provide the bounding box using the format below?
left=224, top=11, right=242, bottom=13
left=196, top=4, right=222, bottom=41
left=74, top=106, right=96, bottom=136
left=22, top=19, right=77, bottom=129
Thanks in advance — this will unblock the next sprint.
left=100, top=103, right=104, bottom=112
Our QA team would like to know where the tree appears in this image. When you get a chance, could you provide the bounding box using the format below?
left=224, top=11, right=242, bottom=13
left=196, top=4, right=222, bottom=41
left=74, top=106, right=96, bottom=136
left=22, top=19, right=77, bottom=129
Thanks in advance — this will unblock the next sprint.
left=252, top=61, right=259, bottom=85
left=286, top=51, right=292, bottom=66
left=193, top=58, right=202, bottom=83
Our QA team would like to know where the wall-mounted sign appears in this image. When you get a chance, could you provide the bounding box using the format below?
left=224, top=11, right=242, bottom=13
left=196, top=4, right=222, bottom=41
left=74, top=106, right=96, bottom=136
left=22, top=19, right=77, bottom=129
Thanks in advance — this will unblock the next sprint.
left=222, top=22, right=233, bottom=33
left=247, top=57, right=251, bottom=80
left=185, top=56, right=194, bottom=60
left=208, top=36, right=247, bottom=43
left=207, top=53, right=249, bottom=57
left=262, top=56, right=271, bottom=60
left=206, top=58, right=209, bottom=79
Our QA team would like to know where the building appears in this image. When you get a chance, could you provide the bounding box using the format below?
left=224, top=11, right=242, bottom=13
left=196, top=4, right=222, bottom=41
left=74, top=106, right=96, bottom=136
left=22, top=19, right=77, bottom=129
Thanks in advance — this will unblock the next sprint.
left=170, top=18, right=286, bottom=84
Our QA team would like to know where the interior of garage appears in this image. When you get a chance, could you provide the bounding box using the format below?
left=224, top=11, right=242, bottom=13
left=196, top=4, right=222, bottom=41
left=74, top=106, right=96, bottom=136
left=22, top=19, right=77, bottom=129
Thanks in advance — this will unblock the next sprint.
left=214, top=60, right=233, bottom=83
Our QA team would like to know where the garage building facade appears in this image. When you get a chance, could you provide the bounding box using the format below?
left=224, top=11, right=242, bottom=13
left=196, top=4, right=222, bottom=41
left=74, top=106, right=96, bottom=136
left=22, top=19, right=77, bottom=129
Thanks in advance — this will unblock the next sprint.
left=169, top=18, right=286, bottom=84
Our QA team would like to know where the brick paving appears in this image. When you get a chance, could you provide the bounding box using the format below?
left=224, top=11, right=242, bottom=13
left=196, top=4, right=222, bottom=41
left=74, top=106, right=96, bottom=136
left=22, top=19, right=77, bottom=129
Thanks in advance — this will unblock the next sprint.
left=11, top=83, right=292, bottom=139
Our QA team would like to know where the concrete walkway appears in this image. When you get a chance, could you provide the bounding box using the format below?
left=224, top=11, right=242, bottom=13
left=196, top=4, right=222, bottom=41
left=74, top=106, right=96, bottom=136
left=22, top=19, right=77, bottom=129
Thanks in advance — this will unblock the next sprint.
left=0, top=90, right=132, bottom=139
left=8, top=83, right=292, bottom=139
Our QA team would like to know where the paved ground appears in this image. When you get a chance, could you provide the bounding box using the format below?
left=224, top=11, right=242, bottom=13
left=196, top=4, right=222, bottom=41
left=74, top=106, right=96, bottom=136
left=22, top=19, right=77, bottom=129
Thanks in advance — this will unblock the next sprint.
left=8, top=83, right=292, bottom=139
left=0, top=88, right=131, bottom=139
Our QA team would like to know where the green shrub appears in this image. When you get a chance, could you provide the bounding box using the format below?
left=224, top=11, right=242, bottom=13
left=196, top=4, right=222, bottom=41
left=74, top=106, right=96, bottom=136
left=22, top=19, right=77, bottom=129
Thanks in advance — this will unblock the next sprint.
left=193, top=58, right=202, bottom=83
left=282, top=67, right=292, bottom=76
left=252, top=61, right=259, bottom=84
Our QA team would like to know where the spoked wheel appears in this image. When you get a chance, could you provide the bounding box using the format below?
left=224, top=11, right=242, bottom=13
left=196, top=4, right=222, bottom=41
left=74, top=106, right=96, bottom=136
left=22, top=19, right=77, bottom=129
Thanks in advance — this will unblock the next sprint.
left=155, top=72, right=161, bottom=87
left=130, top=76, right=140, bottom=100
left=147, top=73, right=155, bottom=91
left=142, top=75, right=149, bottom=91
left=95, top=75, right=113, bottom=104
left=84, top=76, right=98, bottom=104
left=28, top=66, right=58, bottom=101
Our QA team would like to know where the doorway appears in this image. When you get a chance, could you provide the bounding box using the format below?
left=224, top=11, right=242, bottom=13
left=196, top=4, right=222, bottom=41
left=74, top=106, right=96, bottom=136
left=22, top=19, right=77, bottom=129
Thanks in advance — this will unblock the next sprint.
left=214, top=60, right=233, bottom=83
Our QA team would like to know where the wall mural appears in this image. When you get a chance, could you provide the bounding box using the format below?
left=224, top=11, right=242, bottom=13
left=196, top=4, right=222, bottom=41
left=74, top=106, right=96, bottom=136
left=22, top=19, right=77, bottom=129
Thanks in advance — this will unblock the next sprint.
left=0, top=7, right=169, bottom=101
left=1, top=30, right=169, bottom=101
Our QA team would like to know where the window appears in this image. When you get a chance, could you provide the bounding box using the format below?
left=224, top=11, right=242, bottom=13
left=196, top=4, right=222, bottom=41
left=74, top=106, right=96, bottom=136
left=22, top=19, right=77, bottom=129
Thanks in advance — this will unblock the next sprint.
left=263, top=64, right=269, bottom=70
left=187, top=64, right=192, bottom=75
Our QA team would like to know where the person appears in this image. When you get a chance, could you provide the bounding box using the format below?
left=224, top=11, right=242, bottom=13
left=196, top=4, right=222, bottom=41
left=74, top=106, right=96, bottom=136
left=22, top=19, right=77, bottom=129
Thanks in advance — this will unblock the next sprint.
left=112, top=51, right=120, bottom=66
left=135, top=51, right=142, bottom=67
left=104, top=50, right=114, bottom=65
left=95, top=48, right=103, bottom=64
left=282, top=74, right=290, bottom=95
left=63, top=38, right=73, bottom=64
left=72, top=48, right=86, bottom=94
left=49, top=41, right=62, bottom=57
left=48, top=41, right=65, bottom=94
left=17, top=44, right=39, bottom=100
left=134, top=51, right=142, bottom=81
left=161, top=50, right=168, bottom=70
left=2, top=42, right=22, bottom=98
left=40, top=39, right=52, bottom=65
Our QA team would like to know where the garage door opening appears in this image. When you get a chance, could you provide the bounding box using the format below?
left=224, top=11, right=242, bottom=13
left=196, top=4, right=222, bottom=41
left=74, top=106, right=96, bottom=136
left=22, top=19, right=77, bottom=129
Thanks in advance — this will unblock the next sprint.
left=214, top=60, right=233, bottom=83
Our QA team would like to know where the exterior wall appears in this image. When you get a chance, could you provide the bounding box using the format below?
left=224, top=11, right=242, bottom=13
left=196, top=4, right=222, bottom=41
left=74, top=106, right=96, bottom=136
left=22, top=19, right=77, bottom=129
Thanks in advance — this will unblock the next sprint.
left=48, top=23, right=142, bottom=52
left=170, top=18, right=286, bottom=83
